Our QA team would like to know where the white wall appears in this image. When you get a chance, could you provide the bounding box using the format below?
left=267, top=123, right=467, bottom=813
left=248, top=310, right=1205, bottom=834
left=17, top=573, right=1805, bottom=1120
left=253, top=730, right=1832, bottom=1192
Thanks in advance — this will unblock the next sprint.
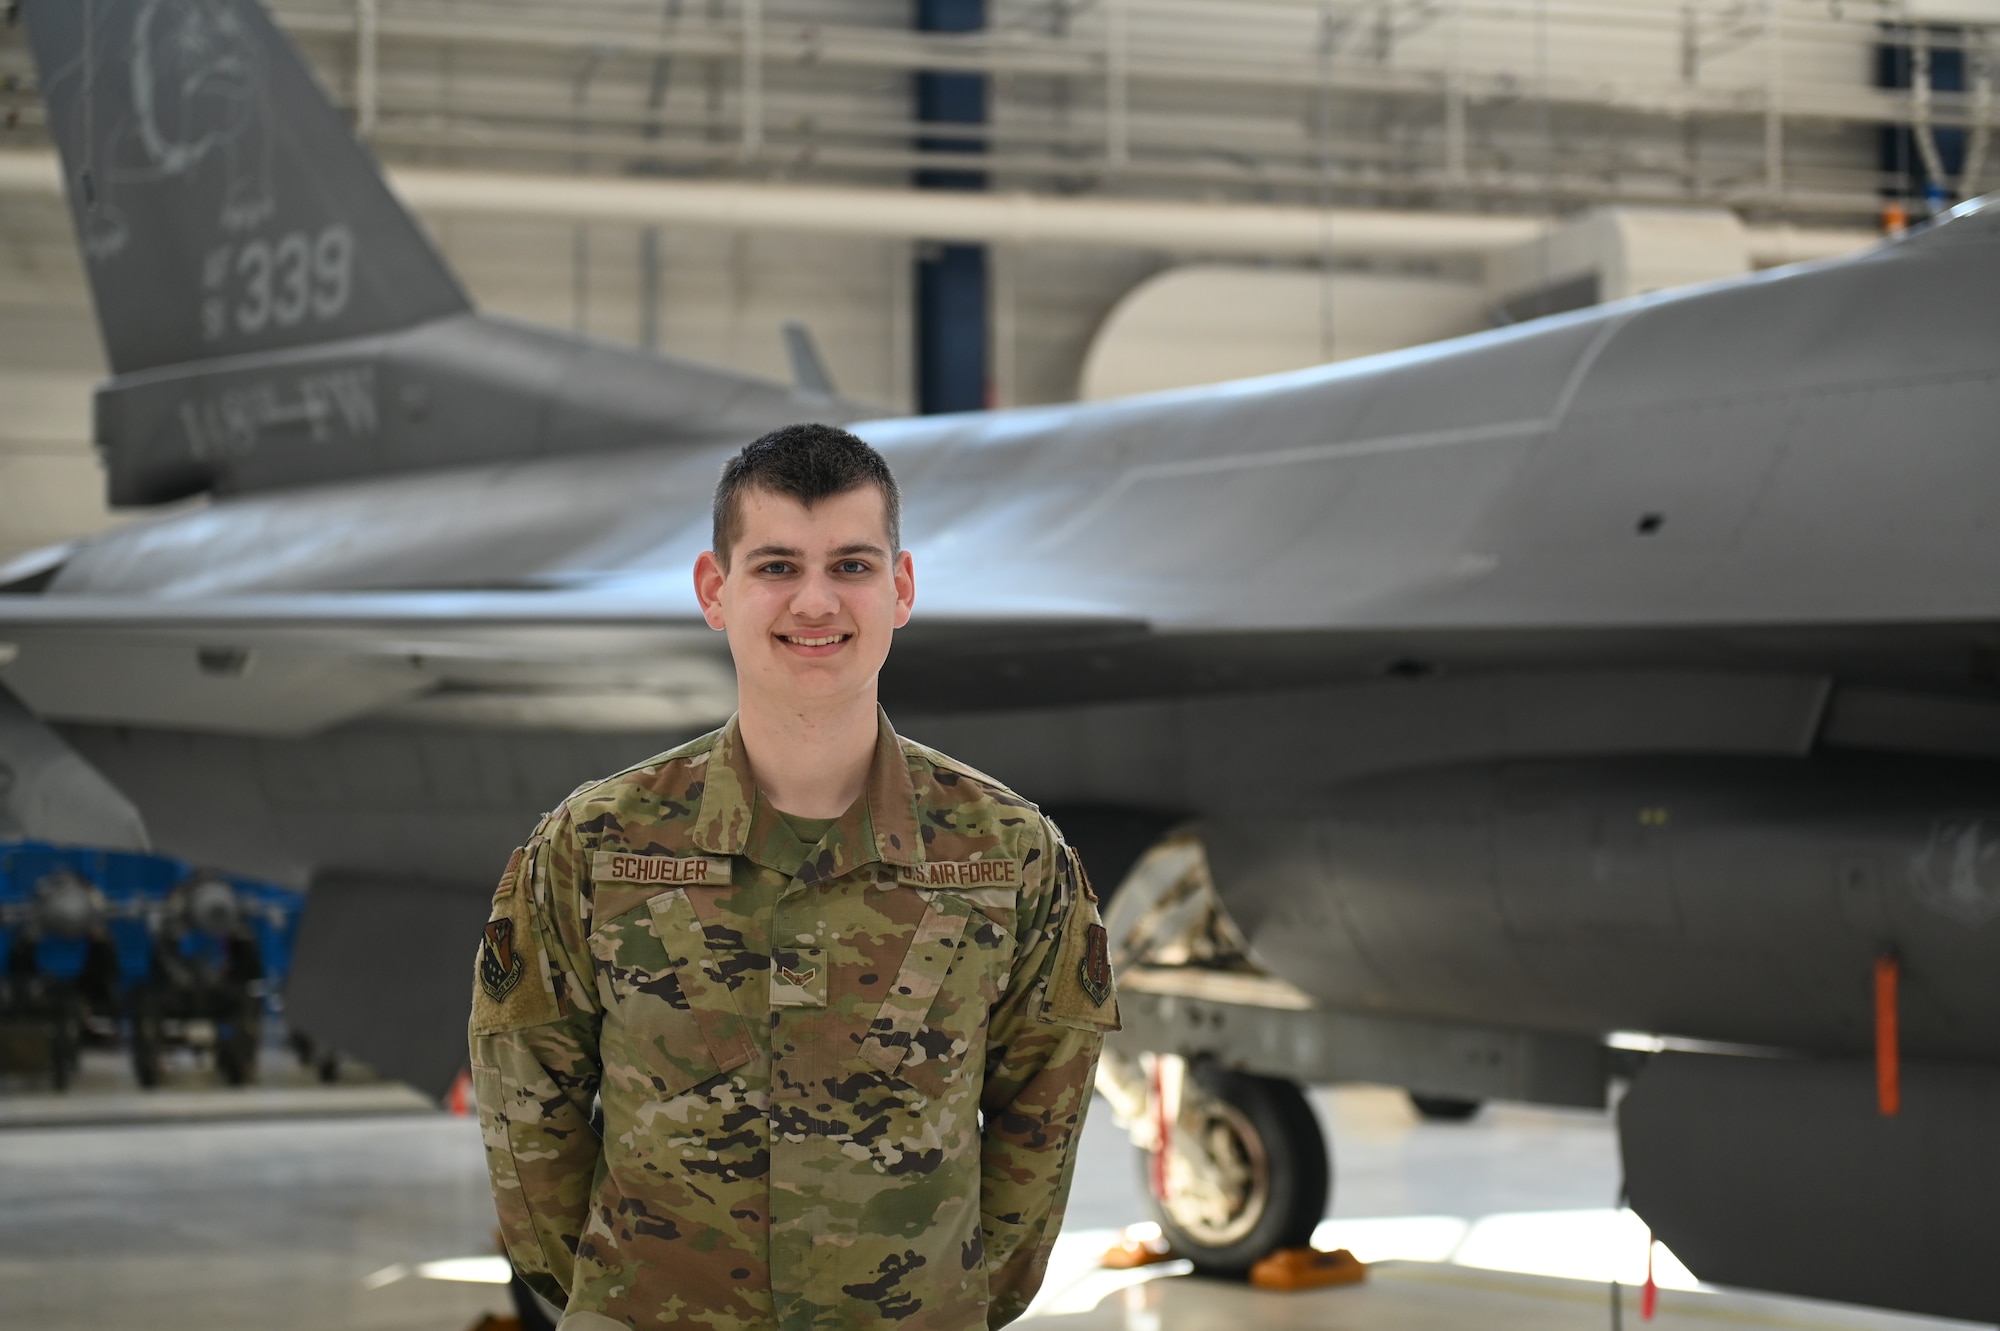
left=0, top=199, right=118, bottom=571
left=1080, top=265, right=1488, bottom=401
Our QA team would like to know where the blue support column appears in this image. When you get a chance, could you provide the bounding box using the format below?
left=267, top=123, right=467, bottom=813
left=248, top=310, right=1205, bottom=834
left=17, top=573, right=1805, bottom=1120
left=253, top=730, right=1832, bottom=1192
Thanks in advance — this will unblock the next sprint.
left=914, top=0, right=988, bottom=414
left=1876, top=30, right=1966, bottom=213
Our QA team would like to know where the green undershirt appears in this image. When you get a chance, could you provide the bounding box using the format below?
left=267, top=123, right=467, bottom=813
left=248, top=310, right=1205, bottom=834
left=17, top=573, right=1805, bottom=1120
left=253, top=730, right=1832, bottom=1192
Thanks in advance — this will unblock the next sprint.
left=773, top=807, right=838, bottom=851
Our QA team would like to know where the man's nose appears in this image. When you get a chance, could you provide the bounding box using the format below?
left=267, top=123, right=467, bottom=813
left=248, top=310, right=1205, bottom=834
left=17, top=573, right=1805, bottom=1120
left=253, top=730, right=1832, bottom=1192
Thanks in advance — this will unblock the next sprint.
left=790, top=571, right=840, bottom=618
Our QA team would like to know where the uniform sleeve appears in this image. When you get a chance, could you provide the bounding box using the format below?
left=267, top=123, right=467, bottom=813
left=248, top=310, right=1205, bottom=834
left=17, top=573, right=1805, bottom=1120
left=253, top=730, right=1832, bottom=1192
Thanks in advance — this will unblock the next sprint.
left=468, top=804, right=603, bottom=1309
left=979, top=824, right=1121, bottom=1328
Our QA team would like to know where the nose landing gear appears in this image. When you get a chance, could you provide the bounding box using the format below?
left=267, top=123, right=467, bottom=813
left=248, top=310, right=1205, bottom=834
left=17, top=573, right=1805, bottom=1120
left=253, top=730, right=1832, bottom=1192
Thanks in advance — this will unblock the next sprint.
left=1115, top=1053, right=1331, bottom=1277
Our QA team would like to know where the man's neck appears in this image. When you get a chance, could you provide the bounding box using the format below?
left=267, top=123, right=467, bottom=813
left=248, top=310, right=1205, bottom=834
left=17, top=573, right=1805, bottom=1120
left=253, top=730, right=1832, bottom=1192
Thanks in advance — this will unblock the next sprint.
left=735, top=689, right=881, bottom=819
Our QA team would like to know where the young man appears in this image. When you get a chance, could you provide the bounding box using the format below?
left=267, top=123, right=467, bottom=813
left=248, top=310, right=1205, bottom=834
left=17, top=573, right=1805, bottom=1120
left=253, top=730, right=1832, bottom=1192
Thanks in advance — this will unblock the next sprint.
left=470, top=424, right=1118, bottom=1331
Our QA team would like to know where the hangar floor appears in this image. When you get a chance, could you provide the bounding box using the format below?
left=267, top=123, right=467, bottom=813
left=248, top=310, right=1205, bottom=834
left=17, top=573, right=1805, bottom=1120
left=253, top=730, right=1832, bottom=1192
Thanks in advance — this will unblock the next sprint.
left=0, top=1057, right=1979, bottom=1331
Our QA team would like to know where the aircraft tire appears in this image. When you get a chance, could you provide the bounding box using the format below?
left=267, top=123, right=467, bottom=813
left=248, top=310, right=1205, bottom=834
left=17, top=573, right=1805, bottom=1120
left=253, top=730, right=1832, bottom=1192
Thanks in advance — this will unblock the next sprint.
left=1408, top=1093, right=1483, bottom=1122
left=1141, top=1067, right=1329, bottom=1276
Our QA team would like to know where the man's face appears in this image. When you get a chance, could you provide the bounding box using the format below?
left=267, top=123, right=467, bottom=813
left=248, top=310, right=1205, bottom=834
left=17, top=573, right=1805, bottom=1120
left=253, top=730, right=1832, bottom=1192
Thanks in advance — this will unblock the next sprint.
left=694, top=485, right=915, bottom=712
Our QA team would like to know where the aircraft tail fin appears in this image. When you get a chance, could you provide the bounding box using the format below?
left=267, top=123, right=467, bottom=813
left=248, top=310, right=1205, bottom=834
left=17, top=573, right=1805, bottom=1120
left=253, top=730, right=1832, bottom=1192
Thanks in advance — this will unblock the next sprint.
left=23, top=0, right=469, bottom=377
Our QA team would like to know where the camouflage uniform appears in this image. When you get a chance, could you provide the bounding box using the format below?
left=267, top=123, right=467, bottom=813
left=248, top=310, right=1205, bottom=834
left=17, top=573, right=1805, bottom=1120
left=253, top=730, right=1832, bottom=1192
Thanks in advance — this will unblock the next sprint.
left=470, top=709, right=1118, bottom=1330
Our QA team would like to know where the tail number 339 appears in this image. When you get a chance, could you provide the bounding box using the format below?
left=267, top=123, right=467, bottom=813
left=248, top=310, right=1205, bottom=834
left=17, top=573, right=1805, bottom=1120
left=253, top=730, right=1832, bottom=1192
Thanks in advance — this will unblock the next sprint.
left=202, top=225, right=355, bottom=340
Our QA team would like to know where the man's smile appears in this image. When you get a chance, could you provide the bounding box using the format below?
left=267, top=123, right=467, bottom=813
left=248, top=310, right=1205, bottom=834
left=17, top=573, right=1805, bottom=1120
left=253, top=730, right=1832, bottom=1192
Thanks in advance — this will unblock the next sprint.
left=778, top=631, right=852, bottom=652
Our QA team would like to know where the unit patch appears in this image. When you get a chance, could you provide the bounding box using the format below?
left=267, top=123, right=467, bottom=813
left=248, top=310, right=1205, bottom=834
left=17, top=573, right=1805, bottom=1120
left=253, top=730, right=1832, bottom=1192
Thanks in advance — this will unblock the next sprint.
left=896, top=859, right=1021, bottom=889
left=1038, top=848, right=1121, bottom=1032
left=590, top=850, right=734, bottom=887
left=1077, top=923, right=1113, bottom=1007
left=479, top=918, right=525, bottom=1001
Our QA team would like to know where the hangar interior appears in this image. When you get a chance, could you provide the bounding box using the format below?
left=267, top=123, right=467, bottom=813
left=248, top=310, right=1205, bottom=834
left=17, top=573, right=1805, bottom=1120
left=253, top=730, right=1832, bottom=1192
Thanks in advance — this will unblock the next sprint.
left=2, top=2, right=1999, bottom=1330
left=0, top=0, right=1966, bottom=565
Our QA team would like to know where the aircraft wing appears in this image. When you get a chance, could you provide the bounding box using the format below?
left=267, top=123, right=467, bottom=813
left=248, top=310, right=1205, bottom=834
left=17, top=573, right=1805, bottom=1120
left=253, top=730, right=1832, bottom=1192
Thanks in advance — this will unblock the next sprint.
left=0, top=584, right=1150, bottom=736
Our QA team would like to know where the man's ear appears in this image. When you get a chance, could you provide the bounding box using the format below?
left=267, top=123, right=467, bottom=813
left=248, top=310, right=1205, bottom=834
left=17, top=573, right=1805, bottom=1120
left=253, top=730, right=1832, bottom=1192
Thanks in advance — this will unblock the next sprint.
left=694, top=550, right=728, bottom=630
left=892, top=549, right=916, bottom=629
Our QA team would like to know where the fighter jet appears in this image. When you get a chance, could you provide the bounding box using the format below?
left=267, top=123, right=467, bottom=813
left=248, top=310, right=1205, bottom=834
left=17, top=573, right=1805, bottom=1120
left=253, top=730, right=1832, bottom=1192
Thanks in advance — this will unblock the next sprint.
left=5, top=1, right=1999, bottom=1320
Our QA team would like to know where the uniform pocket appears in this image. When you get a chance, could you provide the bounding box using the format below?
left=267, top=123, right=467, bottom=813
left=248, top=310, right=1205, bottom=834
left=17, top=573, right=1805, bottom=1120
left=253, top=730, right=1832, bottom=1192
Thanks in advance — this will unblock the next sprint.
left=858, top=891, right=980, bottom=1076
left=588, top=888, right=754, bottom=1098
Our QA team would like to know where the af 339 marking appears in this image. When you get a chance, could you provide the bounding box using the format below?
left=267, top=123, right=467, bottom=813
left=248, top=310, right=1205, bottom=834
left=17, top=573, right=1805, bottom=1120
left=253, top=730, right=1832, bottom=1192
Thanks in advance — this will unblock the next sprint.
left=201, top=225, right=354, bottom=340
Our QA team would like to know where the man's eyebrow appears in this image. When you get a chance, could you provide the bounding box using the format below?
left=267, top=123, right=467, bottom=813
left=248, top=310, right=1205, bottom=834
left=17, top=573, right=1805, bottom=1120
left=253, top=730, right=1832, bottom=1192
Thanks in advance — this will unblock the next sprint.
left=742, top=544, right=804, bottom=560
left=831, top=542, right=890, bottom=558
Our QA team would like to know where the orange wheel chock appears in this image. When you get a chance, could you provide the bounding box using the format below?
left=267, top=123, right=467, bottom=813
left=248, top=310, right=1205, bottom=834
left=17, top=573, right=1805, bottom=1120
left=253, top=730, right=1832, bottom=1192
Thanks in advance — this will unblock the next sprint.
left=1248, top=1246, right=1368, bottom=1291
left=1101, top=1224, right=1177, bottom=1270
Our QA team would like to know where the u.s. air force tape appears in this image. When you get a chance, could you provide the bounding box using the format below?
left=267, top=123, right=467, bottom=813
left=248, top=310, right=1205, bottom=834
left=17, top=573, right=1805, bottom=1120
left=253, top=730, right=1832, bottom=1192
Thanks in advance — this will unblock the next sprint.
left=590, top=851, right=734, bottom=887
left=895, top=860, right=1021, bottom=889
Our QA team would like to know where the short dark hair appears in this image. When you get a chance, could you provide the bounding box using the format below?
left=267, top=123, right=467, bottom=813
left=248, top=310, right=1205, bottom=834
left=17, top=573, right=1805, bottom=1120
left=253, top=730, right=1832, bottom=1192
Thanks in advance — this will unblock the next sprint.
left=711, top=423, right=901, bottom=566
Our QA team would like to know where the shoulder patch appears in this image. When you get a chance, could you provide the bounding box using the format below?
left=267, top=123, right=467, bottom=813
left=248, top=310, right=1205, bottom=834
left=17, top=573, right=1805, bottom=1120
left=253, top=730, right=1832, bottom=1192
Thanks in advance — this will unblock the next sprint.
left=1037, top=845, right=1121, bottom=1032
left=1076, top=923, right=1113, bottom=1006
left=479, top=918, right=525, bottom=1000
left=469, top=846, right=560, bottom=1036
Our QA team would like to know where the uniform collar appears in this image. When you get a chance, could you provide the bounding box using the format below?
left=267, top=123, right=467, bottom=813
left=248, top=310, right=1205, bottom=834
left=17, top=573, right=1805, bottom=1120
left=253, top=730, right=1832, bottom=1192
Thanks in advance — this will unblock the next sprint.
left=692, top=707, right=922, bottom=873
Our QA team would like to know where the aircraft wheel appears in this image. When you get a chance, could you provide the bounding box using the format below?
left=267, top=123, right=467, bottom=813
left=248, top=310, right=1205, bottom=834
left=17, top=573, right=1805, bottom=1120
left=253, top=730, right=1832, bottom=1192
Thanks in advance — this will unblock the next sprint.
left=1141, top=1066, right=1328, bottom=1276
left=1409, top=1093, right=1483, bottom=1122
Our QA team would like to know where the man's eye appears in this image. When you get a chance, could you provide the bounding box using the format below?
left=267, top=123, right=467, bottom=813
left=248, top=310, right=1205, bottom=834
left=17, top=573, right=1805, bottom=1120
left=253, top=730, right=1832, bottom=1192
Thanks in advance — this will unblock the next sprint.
left=836, top=560, right=870, bottom=575
left=759, top=561, right=795, bottom=576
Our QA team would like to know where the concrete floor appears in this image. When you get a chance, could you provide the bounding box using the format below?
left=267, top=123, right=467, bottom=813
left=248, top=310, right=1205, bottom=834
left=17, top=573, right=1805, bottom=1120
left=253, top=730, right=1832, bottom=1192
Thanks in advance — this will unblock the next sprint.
left=0, top=1064, right=1982, bottom=1331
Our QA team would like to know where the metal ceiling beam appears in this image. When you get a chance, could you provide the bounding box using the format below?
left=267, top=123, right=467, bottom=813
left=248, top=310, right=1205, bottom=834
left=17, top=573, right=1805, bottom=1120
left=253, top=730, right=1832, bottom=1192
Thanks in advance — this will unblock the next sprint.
left=271, top=5, right=2000, bottom=131
left=0, top=150, right=1875, bottom=264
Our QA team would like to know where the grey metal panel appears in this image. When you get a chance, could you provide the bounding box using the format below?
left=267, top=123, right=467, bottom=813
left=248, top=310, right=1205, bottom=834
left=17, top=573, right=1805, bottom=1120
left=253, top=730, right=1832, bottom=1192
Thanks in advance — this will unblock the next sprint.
left=904, top=670, right=1834, bottom=811
left=285, top=871, right=494, bottom=1099
left=0, top=682, right=148, bottom=851
left=1110, top=989, right=1609, bottom=1108
left=1207, top=754, right=2000, bottom=1063
left=1621, top=1052, right=2000, bottom=1323
left=1820, top=687, right=2000, bottom=759
left=60, top=719, right=703, bottom=889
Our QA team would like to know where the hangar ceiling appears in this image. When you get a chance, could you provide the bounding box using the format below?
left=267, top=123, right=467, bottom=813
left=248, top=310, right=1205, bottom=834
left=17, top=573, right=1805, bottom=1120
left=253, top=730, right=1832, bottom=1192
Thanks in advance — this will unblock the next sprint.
left=197, top=0, right=1991, bottom=219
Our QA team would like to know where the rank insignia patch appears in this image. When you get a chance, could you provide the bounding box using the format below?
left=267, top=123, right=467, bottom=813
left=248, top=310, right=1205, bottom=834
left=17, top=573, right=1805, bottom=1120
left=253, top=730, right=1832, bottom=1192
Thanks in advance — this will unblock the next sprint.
left=1077, top=923, right=1113, bottom=1007
left=480, top=918, right=525, bottom=1001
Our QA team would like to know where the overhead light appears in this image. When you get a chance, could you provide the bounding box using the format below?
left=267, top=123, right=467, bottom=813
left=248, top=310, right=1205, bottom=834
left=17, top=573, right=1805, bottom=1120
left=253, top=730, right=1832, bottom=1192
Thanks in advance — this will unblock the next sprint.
left=0, top=642, right=16, bottom=667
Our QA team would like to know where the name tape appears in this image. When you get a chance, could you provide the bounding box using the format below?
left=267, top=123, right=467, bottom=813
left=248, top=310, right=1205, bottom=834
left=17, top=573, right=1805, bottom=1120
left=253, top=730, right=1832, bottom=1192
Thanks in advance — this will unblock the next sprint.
left=591, top=851, right=734, bottom=888
left=896, top=860, right=1022, bottom=889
